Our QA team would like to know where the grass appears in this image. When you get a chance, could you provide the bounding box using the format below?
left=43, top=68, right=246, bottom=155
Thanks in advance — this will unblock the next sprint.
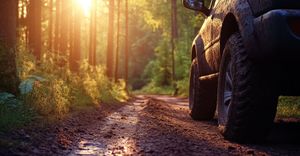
left=135, top=83, right=175, bottom=95
left=0, top=105, right=34, bottom=131
left=277, top=96, right=300, bottom=118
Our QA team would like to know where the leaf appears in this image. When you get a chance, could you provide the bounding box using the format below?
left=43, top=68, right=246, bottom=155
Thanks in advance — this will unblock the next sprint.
left=0, top=92, right=20, bottom=108
left=28, top=75, right=47, bottom=82
left=19, top=79, right=35, bottom=95
left=19, top=75, right=47, bottom=95
left=0, top=92, right=15, bottom=101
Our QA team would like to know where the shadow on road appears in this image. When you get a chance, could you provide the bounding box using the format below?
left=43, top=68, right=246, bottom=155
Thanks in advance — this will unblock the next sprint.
left=148, top=95, right=300, bottom=146
left=267, top=120, right=300, bottom=144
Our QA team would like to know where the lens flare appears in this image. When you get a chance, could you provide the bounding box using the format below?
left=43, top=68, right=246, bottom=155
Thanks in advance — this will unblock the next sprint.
left=76, top=0, right=92, bottom=16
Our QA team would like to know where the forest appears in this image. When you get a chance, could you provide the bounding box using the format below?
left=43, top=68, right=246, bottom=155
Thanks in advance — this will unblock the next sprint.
left=1, top=0, right=300, bottom=155
left=0, top=0, right=205, bottom=130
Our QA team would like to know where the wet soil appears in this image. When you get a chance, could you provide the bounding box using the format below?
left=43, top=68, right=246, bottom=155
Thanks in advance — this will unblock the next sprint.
left=1, top=95, right=300, bottom=156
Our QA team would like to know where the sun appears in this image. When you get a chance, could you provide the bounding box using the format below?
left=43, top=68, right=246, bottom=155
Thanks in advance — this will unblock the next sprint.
left=76, top=0, right=92, bottom=17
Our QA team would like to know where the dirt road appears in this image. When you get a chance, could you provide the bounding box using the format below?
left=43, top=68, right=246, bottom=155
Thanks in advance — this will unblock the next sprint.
left=2, top=95, right=300, bottom=155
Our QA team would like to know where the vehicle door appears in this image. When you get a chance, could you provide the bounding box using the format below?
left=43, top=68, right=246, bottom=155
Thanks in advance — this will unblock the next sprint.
left=210, top=0, right=224, bottom=72
left=198, top=0, right=217, bottom=75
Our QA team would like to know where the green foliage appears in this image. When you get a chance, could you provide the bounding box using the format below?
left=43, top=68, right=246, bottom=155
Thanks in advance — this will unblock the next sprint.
left=24, top=79, right=70, bottom=116
left=74, top=61, right=128, bottom=105
left=0, top=92, right=32, bottom=131
left=277, top=96, right=300, bottom=118
left=0, top=92, right=20, bottom=108
left=176, top=78, right=189, bottom=97
left=0, top=104, right=33, bottom=131
left=16, top=44, right=37, bottom=80
left=135, top=0, right=201, bottom=95
left=5, top=44, right=128, bottom=125
left=139, top=82, right=174, bottom=95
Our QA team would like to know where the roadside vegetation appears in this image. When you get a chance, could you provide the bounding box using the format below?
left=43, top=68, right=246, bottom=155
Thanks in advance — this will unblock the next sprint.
left=277, top=96, right=300, bottom=118
left=0, top=44, right=128, bottom=131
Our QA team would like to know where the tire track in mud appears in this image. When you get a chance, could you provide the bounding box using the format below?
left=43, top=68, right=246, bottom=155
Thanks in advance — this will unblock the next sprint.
left=67, top=95, right=300, bottom=156
left=69, top=96, right=148, bottom=155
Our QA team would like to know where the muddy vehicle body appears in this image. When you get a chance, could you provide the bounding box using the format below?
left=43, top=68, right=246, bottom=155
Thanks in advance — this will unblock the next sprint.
left=184, top=0, right=300, bottom=142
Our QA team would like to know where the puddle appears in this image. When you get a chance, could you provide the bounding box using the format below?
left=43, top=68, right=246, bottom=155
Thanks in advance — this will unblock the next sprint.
left=69, top=98, right=147, bottom=155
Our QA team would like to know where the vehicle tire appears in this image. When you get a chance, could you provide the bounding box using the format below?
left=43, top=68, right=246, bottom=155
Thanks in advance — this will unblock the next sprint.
left=189, top=58, right=216, bottom=120
left=217, top=32, right=278, bottom=143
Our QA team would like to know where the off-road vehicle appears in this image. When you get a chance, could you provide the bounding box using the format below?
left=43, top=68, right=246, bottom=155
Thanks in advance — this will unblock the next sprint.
left=183, top=0, right=300, bottom=142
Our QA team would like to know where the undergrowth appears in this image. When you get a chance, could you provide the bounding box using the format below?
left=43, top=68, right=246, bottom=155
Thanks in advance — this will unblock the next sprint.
left=277, top=96, right=300, bottom=118
left=136, top=78, right=189, bottom=97
left=0, top=92, right=33, bottom=131
left=0, top=45, right=128, bottom=131
left=137, top=82, right=174, bottom=95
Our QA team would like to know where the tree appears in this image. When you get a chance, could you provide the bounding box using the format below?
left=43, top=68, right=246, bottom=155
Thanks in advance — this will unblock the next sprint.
left=0, top=0, right=19, bottom=94
left=28, top=0, right=42, bottom=60
left=54, top=0, right=61, bottom=52
left=171, top=0, right=178, bottom=82
left=114, top=0, right=121, bottom=82
left=59, top=0, right=70, bottom=53
left=16, top=0, right=19, bottom=34
left=48, top=0, right=54, bottom=51
left=89, top=0, right=97, bottom=66
left=70, top=2, right=81, bottom=72
left=18, top=0, right=29, bottom=46
left=124, top=0, right=129, bottom=88
left=106, top=0, right=115, bottom=78
left=69, top=0, right=74, bottom=69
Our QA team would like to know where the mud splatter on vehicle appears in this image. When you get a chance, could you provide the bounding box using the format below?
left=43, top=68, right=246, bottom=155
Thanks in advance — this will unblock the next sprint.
left=184, top=0, right=300, bottom=142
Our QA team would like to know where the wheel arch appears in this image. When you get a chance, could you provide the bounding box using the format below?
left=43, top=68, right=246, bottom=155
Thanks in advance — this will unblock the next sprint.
left=191, top=45, right=196, bottom=61
left=220, top=13, right=239, bottom=56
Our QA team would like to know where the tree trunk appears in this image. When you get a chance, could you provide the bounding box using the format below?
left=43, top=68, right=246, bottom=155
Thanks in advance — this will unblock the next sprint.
left=70, top=4, right=81, bottom=72
left=106, top=0, right=115, bottom=78
left=89, top=0, right=97, bottom=66
left=59, top=0, right=69, bottom=53
left=16, top=0, right=19, bottom=37
left=114, top=0, right=121, bottom=82
left=28, top=0, right=42, bottom=60
left=171, top=0, right=177, bottom=82
left=20, top=0, right=29, bottom=47
left=48, top=0, right=53, bottom=51
left=54, top=0, right=61, bottom=52
left=124, top=0, right=129, bottom=89
left=0, top=0, right=19, bottom=94
left=69, top=0, right=74, bottom=70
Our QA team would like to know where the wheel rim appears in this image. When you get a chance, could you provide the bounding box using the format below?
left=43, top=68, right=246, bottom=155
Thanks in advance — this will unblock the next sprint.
left=223, top=56, right=233, bottom=120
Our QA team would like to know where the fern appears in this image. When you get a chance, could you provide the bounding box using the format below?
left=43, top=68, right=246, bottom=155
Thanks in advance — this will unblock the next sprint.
left=0, top=92, right=21, bottom=108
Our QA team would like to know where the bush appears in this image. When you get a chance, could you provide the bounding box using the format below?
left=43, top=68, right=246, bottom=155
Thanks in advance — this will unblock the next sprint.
left=25, top=79, right=70, bottom=116
left=277, top=96, right=300, bottom=118
left=13, top=45, right=128, bottom=121
left=139, top=82, right=174, bottom=95
left=0, top=92, right=33, bottom=130
left=176, top=78, right=189, bottom=97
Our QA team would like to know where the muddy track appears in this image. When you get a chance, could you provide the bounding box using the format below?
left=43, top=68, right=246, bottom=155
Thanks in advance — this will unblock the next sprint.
left=2, top=95, right=300, bottom=156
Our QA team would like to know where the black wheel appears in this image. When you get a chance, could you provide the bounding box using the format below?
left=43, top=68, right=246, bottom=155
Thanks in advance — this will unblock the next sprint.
left=189, top=58, right=216, bottom=120
left=217, top=32, right=278, bottom=143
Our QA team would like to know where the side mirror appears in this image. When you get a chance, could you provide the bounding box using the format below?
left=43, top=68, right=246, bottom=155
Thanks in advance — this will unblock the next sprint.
left=182, top=0, right=204, bottom=11
left=182, top=0, right=210, bottom=16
